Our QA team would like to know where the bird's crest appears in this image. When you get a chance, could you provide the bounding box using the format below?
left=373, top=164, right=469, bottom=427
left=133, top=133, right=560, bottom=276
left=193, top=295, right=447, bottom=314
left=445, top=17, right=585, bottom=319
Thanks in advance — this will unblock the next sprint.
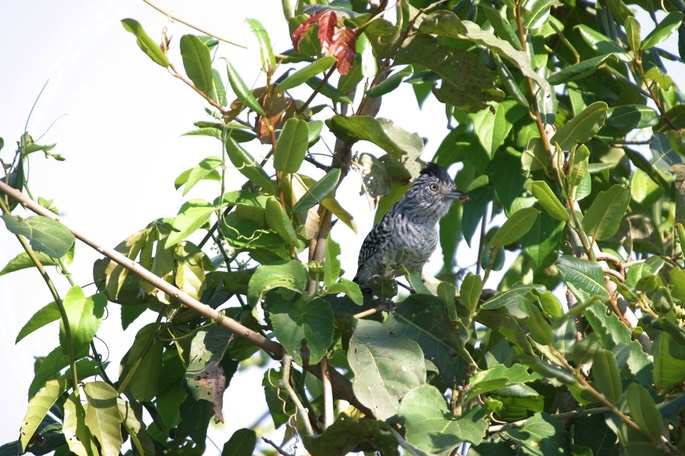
left=420, top=162, right=452, bottom=183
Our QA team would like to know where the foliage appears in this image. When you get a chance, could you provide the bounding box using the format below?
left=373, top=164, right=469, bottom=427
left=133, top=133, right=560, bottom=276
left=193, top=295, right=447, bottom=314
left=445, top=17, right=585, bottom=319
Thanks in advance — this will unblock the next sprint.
left=3, top=0, right=685, bottom=455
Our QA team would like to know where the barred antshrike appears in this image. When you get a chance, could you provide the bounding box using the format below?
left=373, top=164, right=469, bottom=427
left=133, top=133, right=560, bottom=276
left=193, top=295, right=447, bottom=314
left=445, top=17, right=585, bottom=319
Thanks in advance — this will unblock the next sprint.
left=354, top=162, right=468, bottom=292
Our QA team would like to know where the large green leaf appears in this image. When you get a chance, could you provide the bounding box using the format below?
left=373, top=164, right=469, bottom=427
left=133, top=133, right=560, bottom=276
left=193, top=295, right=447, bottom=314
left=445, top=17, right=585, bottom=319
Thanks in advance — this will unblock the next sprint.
left=245, top=18, right=276, bottom=71
left=582, top=185, right=630, bottom=241
left=163, top=199, right=216, bottom=248
left=302, top=413, right=399, bottom=456
left=2, top=214, right=75, bottom=258
left=292, top=168, right=341, bottom=213
left=607, top=105, right=659, bottom=130
left=270, top=296, right=334, bottom=365
left=225, top=137, right=274, bottom=190
left=60, top=286, right=106, bottom=357
left=348, top=320, right=426, bottom=420
left=641, top=11, right=682, bottom=50
left=328, top=116, right=423, bottom=177
left=489, top=207, right=540, bottom=247
left=386, top=295, right=471, bottom=387
left=20, top=378, right=69, bottom=451
left=396, top=34, right=504, bottom=112
left=119, top=323, right=163, bottom=401
left=226, top=61, right=265, bottom=115
left=274, top=118, right=308, bottom=173
left=626, top=383, right=664, bottom=440
left=552, top=101, right=608, bottom=151
left=275, top=56, right=337, bottom=92
left=175, top=156, right=222, bottom=196
left=653, top=331, right=685, bottom=391
left=504, top=413, right=570, bottom=455
left=399, top=384, right=487, bottom=455
left=467, top=364, right=540, bottom=398
left=16, top=301, right=60, bottom=343
left=83, top=382, right=123, bottom=455
left=264, top=196, right=300, bottom=247
left=592, top=349, right=623, bottom=403
left=247, top=260, right=308, bottom=306
left=472, top=101, right=526, bottom=158
left=529, top=180, right=570, bottom=221
left=64, top=391, right=98, bottom=456
left=180, top=34, right=214, bottom=96
left=556, top=256, right=609, bottom=302
left=547, top=54, right=619, bottom=85
left=222, top=428, right=257, bottom=456
left=121, top=18, right=169, bottom=67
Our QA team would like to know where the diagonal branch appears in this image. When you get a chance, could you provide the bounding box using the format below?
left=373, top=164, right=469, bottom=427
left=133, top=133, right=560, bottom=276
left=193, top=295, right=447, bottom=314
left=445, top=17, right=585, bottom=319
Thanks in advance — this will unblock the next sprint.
left=0, top=179, right=372, bottom=417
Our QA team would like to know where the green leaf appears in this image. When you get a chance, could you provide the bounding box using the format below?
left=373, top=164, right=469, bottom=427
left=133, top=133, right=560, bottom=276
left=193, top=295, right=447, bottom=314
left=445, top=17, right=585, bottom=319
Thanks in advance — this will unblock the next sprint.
left=83, top=381, right=123, bottom=455
left=567, top=144, right=590, bottom=196
left=348, top=320, right=426, bottom=420
left=245, top=18, right=276, bottom=71
left=547, top=54, right=618, bottom=85
left=64, top=391, right=98, bottom=455
left=489, top=207, right=539, bottom=247
left=293, top=168, right=341, bottom=213
left=120, top=324, right=163, bottom=401
left=472, top=100, right=526, bottom=158
left=225, top=137, right=274, bottom=190
left=265, top=197, right=300, bottom=247
left=626, top=383, right=664, bottom=440
left=468, top=364, right=540, bottom=398
left=121, top=18, right=169, bottom=67
left=607, top=105, right=659, bottom=130
left=504, top=413, right=570, bottom=455
left=523, top=0, right=562, bottom=30
left=324, top=236, right=341, bottom=287
left=524, top=301, right=555, bottom=345
left=419, top=11, right=550, bottom=95
left=592, top=349, right=622, bottom=403
left=325, top=278, right=363, bottom=306
left=60, top=287, right=106, bottom=356
left=625, top=16, right=641, bottom=53
left=328, top=116, right=423, bottom=177
left=575, top=24, right=629, bottom=56
left=180, top=34, right=214, bottom=95
left=1, top=250, right=62, bottom=276
left=460, top=273, right=483, bottom=317
left=222, top=428, right=257, bottom=456
left=302, top=413, right=399, bottom=456
left=387, top=295, right=471, bottom=387
left=641, top=11, right=683, bottom=50
left=275, top=56, right=336, bottom=92
left=653, top=331, right=685, bottom=391
left=164, top=199, right=215, bottom=248
left=529, top=180, right=570, bottom=221
left=2, top=214, right=75, bottom=258
left=556, top=256, right=609, bottom=302
left=226, top=61, right=265, bottom=115
left=270, top=296, right=334, bottom=365
left=481, top=285, right=538, bottom=310
left=247, top=260, right=308, bottom=306
left=399, top=384, right=487, bottom=454
left=396, top=33, right=504, bottom=112
left=582, top=185, right=630, bottom=241
left=274, top=118, right=308, bottom=173
left=16, top=301, right=60, bottom=343
left=176, top=156, right=222, bottom=196
left=366, top=66, right=413, bottom=97
left=515, top=354, right=577, bottom=385
left=20, top=378, right=69, bottom=451
left=552, top=101, right=608, bottom=151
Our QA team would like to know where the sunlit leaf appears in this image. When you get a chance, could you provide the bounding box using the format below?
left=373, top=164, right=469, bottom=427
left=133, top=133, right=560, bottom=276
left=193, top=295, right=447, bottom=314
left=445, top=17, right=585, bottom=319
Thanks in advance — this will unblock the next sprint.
left=2, top=214, right=75, bottom=258
left=121, top=18, right=169, bottom=67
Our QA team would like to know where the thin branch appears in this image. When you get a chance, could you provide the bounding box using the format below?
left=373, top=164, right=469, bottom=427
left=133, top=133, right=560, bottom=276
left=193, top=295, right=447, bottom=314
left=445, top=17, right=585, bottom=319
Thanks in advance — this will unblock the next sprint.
left=142, top=0, right=247, bottom=49
left=0, top=179, right=373, bottom=416
left=321, top=356, right=333, bottom=430
left=281, top=355, right=315, bottom=436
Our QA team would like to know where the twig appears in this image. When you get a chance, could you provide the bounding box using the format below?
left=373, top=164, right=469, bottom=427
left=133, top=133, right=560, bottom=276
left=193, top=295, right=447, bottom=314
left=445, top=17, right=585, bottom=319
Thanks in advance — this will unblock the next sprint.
left=142, top=0, right=247, bottom=49
left=262, top=437, right=292, bottom=456
left=281, top=355, right=315, bottom=435
left=321, top=356, right=333, bottom=429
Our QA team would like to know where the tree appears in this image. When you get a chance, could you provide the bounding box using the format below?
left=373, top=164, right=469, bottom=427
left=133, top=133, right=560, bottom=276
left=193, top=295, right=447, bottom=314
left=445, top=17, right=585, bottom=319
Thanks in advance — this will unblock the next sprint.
left=2, top=0, right=685, bottom=454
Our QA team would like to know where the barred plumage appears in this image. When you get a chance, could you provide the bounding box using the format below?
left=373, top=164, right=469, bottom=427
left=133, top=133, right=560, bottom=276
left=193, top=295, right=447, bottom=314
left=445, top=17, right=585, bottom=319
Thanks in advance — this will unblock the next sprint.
left=354, top=162, right=468, bottom=291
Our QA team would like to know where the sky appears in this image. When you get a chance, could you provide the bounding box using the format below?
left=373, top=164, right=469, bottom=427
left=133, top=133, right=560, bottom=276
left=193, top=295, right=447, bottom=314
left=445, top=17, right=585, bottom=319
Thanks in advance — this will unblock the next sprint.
left=0, top=0, right=456, bottom=450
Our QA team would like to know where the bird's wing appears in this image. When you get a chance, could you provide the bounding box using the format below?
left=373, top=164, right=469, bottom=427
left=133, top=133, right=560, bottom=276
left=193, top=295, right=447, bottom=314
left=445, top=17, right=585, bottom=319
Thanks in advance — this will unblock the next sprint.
left=356, top=211, right=396, bottom=269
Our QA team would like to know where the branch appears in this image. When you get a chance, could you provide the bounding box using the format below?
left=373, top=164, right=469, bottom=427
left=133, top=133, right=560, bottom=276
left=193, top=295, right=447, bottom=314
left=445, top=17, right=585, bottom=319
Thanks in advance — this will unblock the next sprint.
left=0, top=179, right=373, bottom=417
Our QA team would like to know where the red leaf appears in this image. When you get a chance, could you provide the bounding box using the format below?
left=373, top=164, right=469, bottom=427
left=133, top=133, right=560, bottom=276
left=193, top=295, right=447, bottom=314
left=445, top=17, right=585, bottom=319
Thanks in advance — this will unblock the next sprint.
left=318, top=10, right=338, bottom=54
left=329, top=27, right=357, bottom=75
left=292, top=12, right=323, bottom=51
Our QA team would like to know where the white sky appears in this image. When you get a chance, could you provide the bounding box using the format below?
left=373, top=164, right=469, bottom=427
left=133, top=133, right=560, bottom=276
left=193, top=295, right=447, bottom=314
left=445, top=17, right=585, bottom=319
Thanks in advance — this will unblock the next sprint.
left=1, top=0, right=681, bottom=453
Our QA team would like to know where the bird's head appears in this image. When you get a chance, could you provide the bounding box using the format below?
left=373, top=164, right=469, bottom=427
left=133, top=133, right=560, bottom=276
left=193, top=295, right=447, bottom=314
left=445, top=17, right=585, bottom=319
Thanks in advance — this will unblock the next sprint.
left=398, top=163, right=468, bottom=222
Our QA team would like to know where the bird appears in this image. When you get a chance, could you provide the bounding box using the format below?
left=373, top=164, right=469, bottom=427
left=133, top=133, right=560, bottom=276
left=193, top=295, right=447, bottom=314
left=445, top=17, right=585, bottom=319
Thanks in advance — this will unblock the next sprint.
left=354, top=162, right=468, bottom=294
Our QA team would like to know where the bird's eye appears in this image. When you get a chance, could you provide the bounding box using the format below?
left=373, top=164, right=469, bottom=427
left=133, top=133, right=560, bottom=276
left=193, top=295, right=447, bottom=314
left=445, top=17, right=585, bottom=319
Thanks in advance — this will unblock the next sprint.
left=429, top=183, right=439, bottom=192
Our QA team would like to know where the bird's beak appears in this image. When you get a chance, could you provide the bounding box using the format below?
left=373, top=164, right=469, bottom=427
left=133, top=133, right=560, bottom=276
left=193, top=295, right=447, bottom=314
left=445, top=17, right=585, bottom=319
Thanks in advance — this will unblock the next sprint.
left=447, top=190, right=469, bottom=202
